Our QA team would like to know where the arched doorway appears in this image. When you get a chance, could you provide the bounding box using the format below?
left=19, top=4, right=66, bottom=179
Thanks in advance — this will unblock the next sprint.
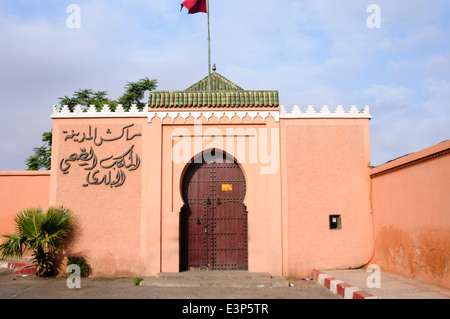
left=180, top=149, right=248, bottom=271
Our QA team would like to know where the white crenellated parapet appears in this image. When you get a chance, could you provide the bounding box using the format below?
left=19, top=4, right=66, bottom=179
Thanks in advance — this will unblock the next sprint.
left=279, top=105, right=371, bottom=119
left=51, top=104, right=149, bottom=118
left=52, top=104, right=371, bottom=121
left=51, top=104, right=280, bottom=122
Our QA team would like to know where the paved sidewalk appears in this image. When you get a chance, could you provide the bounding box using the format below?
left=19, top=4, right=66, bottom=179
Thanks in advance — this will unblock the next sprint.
left=2, top=260, right=449, bottom=300
left=313, top=268, right=450, bottom=299
left=0, top=268, right=339, bottom=299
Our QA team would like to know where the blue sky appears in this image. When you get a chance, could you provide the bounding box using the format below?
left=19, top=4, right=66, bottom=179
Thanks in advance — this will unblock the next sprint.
left=0, top=0, right=449, bottom=170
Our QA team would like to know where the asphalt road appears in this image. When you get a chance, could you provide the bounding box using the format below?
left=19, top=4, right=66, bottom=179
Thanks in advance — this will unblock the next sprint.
left=3, top=268, right=434, bottom=317
left=0, top=269, right=339, bottom=300
left=0, top=268, right=346, bottom=318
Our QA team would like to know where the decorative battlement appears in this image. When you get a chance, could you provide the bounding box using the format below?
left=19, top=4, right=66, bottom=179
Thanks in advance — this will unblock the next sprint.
left=51, top=104, right=148, bottom=118
left=51, top=104, right=371, bottom=121
left=280, top=105, right=371, bottom=119
left=51, top=104, right=280, bottom=122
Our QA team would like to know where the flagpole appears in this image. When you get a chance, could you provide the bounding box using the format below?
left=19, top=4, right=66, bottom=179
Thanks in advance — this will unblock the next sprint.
left=207, top=0, right=211, bottom=90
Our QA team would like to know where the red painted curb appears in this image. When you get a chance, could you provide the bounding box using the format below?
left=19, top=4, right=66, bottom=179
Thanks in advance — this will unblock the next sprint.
left=8, top=262, right=32, bottom=269
left=14, top=267, right=36, bottom=275
left=336, top=282, right=353, bottom=298
left=353, top=290, right=375, bottom=299
left=324, top=277, right=335, bottom=289
left=311, top=270, right=378, bottom=299
left=311, top=269, right=322, bottom=281
left=8, top=262, right=36, bottom=276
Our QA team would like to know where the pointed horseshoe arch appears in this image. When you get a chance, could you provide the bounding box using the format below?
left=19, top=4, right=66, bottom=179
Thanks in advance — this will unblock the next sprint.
left=180, top=149, right=248, bottom=271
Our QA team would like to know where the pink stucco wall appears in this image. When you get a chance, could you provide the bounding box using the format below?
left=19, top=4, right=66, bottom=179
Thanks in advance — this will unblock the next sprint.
left=50, top=118, right=147, bottom=277
left=370, top=140, right=450, bottom=288
left=50, top=112, right=284, bottom=277
left=280, top=119, right=373, bottom=278
left=48, top=112, right=374, bottom=278
left=0, top=171, right=50, bottom=235
left=4, top=105, right=447, bottom=283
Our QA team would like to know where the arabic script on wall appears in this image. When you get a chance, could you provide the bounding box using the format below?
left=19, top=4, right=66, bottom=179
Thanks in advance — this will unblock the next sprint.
left=60, top=124, right=141, bottom=188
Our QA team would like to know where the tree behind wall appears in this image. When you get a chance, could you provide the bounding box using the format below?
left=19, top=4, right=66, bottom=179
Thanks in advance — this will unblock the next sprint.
left=58, top=78, right=157, bottom=112
left=25, top=131, right=52, bottom=171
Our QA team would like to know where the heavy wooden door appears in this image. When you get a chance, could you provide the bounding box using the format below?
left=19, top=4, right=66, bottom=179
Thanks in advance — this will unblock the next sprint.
left=180, top=150, right=247, bottom=271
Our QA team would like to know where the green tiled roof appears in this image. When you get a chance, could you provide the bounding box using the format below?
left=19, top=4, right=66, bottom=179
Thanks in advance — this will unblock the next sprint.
left=186, top=72, right=243, bottom=91
left=148, top=91, right=279, bottom=108
left=148, top=72, right=279, bottom=108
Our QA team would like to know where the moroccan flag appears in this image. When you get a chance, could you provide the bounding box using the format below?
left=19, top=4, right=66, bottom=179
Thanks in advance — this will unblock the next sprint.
left=181, top=0, right=207, bottom=14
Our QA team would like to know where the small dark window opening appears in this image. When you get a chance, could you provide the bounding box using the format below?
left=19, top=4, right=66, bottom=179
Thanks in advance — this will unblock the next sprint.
left=329, top=215, right=342, bottom=230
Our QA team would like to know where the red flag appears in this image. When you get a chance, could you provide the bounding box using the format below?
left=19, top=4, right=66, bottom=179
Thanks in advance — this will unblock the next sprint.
left=181, top=0, right=207, bottom=14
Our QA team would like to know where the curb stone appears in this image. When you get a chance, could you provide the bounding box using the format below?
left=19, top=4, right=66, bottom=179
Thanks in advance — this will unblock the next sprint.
left=312, top=269, right=379, bottom=299
left=1, top=261, right=36, bottom=276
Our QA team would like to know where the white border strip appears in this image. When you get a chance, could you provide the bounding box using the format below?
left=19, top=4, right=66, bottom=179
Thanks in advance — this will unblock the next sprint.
left=318, top=273, right=329, bottom=285
left=344, top=286, right=361, bottom=299
left=148, top=111, right=280, bottom=123
left=280, top=105, right=371, bottom=119
left=330, top=279, right=344, bottom=294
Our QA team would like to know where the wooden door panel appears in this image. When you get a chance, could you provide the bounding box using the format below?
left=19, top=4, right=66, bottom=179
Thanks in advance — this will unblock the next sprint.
left=181, top=151, right=247, bottom=271
left=213, top=202, right=248, bottom=270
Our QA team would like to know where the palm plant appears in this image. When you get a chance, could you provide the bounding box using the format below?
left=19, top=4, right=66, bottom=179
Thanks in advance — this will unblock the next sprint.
left=0, top=206, right=74, bottom=277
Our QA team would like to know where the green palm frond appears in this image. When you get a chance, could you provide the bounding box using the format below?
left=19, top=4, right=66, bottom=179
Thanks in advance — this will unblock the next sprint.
left=0, top=206, right=74, bottom=276
left=14, top=208, right=44, bottom=238
left=0, top=234, right=27, bottom=258
left=42, top=207, right=73, bottom=237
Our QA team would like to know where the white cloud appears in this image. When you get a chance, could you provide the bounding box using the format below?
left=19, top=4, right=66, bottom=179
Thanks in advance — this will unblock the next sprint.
left=0, top=0, right=448, bottom=169
left=366, top=79, right=449, bottom=166
left=364, top=84, right=414, bottom=109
